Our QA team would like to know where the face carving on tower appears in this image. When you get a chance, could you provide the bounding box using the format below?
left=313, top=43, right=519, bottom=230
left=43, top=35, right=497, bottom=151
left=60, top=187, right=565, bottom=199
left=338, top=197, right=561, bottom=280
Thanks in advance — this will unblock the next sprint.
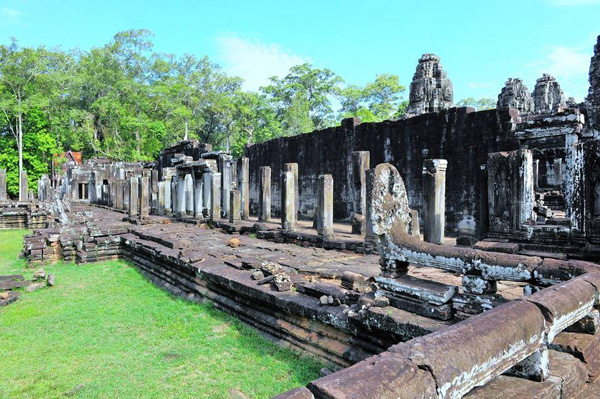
left=497, top=78, right=534, bottom=114
left=407, top=54, right=454, bottom=116
left=532, top=74, right=565, bottom=114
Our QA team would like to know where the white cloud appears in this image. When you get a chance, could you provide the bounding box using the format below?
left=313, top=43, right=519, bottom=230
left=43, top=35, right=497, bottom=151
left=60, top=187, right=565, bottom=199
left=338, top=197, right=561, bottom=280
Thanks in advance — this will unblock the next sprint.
left=547, top=0, right=600, bottom=5
left=0, top=7, right=25, bottom=21
left=525, top=44, right=593, bottom=101
left=216, top=35, right=308, bottom=91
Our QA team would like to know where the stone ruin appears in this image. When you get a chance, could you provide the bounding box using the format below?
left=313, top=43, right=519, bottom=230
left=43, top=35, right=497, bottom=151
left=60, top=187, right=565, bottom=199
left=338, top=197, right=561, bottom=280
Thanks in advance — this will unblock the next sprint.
left=497, top=78, right=534, bottom=114
left=589, top=35, right=600, bottom=132
left=3, top=34, right=600, bottom=398
left=407, top=53, right=454, bottom=115
left=533, top=73, right=566, bottom=114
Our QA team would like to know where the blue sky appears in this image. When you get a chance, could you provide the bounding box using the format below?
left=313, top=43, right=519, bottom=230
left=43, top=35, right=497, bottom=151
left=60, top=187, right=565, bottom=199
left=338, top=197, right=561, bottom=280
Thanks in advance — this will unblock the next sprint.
left=0, top=0, right=599, bottom=102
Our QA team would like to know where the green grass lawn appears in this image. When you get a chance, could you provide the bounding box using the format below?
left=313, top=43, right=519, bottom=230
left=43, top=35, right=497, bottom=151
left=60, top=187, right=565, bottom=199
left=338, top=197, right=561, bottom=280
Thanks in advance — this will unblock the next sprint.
left=0, top=230, right=321, bottom=399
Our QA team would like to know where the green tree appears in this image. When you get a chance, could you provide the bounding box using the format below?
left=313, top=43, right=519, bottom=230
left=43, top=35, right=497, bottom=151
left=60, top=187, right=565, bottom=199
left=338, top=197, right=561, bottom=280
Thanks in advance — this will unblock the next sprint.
left=457, top=97, right=496, bottom=111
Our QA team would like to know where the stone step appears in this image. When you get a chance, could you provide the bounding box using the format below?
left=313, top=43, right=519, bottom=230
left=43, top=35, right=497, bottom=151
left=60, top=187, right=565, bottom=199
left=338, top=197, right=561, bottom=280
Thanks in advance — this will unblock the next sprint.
left=374, top=275, right=458, bottom=305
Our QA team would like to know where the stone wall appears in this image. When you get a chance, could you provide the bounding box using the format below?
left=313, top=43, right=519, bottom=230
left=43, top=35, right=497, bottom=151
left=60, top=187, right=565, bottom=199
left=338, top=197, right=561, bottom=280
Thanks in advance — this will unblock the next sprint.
left=588, top=35, right=600, bottom=132
left=244, top=107, right=521, bottom=237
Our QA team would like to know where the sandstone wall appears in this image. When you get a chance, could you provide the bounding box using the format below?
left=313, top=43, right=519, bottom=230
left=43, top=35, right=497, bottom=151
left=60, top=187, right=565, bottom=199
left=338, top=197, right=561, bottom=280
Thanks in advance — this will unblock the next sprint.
left=244, top=107, right=521, bottom=237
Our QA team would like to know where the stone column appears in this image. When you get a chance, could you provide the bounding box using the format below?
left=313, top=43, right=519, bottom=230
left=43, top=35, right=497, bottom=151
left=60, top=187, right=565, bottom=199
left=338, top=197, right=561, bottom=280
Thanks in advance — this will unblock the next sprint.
left=209, top=172, right=221, bottom=221
left=0, top=169, right=6, bottom=201
left=140, top=175, right=150, bottom=217
left=158, top=181, right=165, bottom=214
left=554, top=158, right=563, bottom=187
left=129, top=176, right=139, bottom=218
left=177, top=173, right=186, bottom=217
left=230, top=190, right=241, bottom=223
left=238, top=158, right=250, bottom=220
left=115, top=180, right=123, bottom=210
left=151, top=170, right=159, bottom=213
left=123, top=178, right=130, bottom=210
left=19, top=171, right=28, bottom=202
left=281, top=170, right=296, bottom=231
left=259, top=166, right=271, bottom=222
left=283, top=163, right=299, bottom=215
left=185, top=174, right=194, bottom=216
left=533, top=159, right=539, bottom=190
left=164, top=176, right=172, bottom=214
left=193, top=175, right=203, bottom=219
left=352, top=151, right=370, bottom=235
left=171, top=178, right=178, bottom=216
left=422, top=159, right=447, bottom=244
left=317, top=174, right=334, bottom=239
left=220, top=156, right=232, bottom=218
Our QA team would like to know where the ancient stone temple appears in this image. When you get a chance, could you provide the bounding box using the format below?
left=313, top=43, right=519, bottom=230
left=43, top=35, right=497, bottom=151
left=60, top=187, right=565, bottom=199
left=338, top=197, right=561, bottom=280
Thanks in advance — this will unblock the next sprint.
left=406, top=53, right=454, bottom=115
left=588, top=35, right=600, bottom=131
left=532, top=73, right=565, bottom=114
left=497, top=78, right=534, bottom=114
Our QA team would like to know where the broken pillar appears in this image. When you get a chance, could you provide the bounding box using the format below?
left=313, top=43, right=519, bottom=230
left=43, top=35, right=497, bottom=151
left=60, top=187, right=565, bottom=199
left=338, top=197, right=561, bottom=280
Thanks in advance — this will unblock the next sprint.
left=220, top=155, right=232, bottom=218
left=422, top=159, right=447, bottom=244
left=163, top=176, right=172, bottom=214
left=193, top=175, right=203, bottom=219
left=283, top=163, right=299, bottom=216
left=238, top=157, right=250, bottom=220
left=410, top=209, right=421, bottom=238
left=352, top=151, right=370, bottom=235
left=140, top=175, right=150, bottom=217
left=185, top=173, right=194, bottom=216
left=210, top=172, right=221, bottom=221
left=259, top=166, right=271, bottom=222
left=158, top=181, right=165, bottom=214
left=281, top=170, right=296, bottom=231
left=129, top=176, right=139, bottom=218
left=0, top=169, right=6, bottom=201
left=317, top=174, right=334, bottom=239
left=19, top=171, right=28, bottom=202
left=554, top=158, right=563, bottom=187
left=230, top=190, right=241, bottom=223
left=177, top=174, right=186, bottom=217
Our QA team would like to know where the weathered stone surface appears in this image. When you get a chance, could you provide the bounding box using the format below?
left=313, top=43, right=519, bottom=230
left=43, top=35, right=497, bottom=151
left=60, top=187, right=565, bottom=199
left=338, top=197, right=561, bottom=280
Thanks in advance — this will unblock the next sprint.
left=375, top=275, right=457, bottom=305
left=548, top=350, right=588, bottom=398
left=550, top=331, right=600, bottom=381
left=26, top=282, right=45, bottom=292
left=588, top=35, right=600, bottom=131
left=316, top=174, right=334, bottom=239
left=422, top=159, right=447, bottom=244
left=407, top=53, right=454, bottom=115
left=259, top=166, right=271, bottom=222
left=533, top=74, right=565, bottom=114
left=307, top=352, right=437, bottom=399
left=390, top=300, right=546, bottom=399
left=464, top=375, right=560, bottom=399
left=351, top=151, right=370, bottom=235
left=281, top=170, right=296, bottom=231
left=272, top=387, right=315, bottom=399
left=0, top=169, right=6, bottom=201
left=498, top=78, right=533, bottom=114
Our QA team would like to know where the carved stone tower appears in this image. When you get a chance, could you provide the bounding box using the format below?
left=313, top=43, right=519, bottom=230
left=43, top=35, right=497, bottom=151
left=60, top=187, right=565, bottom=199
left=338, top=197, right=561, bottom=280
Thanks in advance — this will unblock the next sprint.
left=532, top=74, right=565, bottom=114
left=497, top=78, right=534, bottom=114
left=588, top=35, right=600, bottom=131
left=407, top=54, right=454, bottom=115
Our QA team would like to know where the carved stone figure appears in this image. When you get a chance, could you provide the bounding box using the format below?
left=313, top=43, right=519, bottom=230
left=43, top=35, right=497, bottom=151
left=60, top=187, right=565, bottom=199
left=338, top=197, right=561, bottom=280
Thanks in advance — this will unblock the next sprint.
left=532, top=74, right=565, bottom=114
left=587, top=35, right=600, bottom=131
left=407, top=54, right=454, bottom=115
left=497, top=78, right=534, bottom=114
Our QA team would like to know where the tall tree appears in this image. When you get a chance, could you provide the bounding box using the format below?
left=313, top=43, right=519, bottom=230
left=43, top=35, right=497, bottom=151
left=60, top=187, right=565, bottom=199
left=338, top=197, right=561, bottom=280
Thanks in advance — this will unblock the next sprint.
left=457, top=97, right=496, bottom=111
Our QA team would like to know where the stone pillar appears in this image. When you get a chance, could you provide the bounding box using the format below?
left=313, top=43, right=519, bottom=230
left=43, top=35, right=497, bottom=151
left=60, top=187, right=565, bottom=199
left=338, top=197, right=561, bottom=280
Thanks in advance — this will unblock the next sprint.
left=185, top=174, right=194, bottom=216
left=171, top=178, right=178, bottom=216
left=177, top=174, right=186, bottom=217
left=230, top=190, right=241, bottom=223
left=554, top=158, right=563, bottom=187
left=533, top=159, right=539, bottom=190
left=19, top=171, right=28, bottom=202
left=209, top=172, right=221, bottom=221
left=151, top=170, right=159, bottom=213
left=158, top=181, right=165, bottom=214
left=283, top=163, right=299, bottom=216
left=220, top=156, right=232, bottom=218
left=140, top=175, right=150, bottom=217
left=259, top=166, right=271, bottom=222
left=410, top=209, right=421, bottom=238
left=164, top=176, right=172, bottom=214
left=115, top=180, right=123, bottom=210
left=123, top=178, right=130, bottom=210
left=317, top=174, right=334, bottom=239
left=422, top=159, right=447, bottom=244
left=352, top=151, right=370, bottom=235
left=238, top=158, right=250, bottom=220
left=0, top=169, right=6, bottom=201
left=193, top=175, right=203, bottom=219
left=281, top=170, right=296, bottom=231
left=129, top=176, right=139, bottom=218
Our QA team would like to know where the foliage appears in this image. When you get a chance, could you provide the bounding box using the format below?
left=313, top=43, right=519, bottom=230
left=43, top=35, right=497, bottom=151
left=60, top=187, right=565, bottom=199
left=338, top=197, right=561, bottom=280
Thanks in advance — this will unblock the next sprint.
left=0, top=230, right=322, bottom=399
left=456, top=97, right=496, bottom=111
left=0, top=31, right=416, bottom=195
